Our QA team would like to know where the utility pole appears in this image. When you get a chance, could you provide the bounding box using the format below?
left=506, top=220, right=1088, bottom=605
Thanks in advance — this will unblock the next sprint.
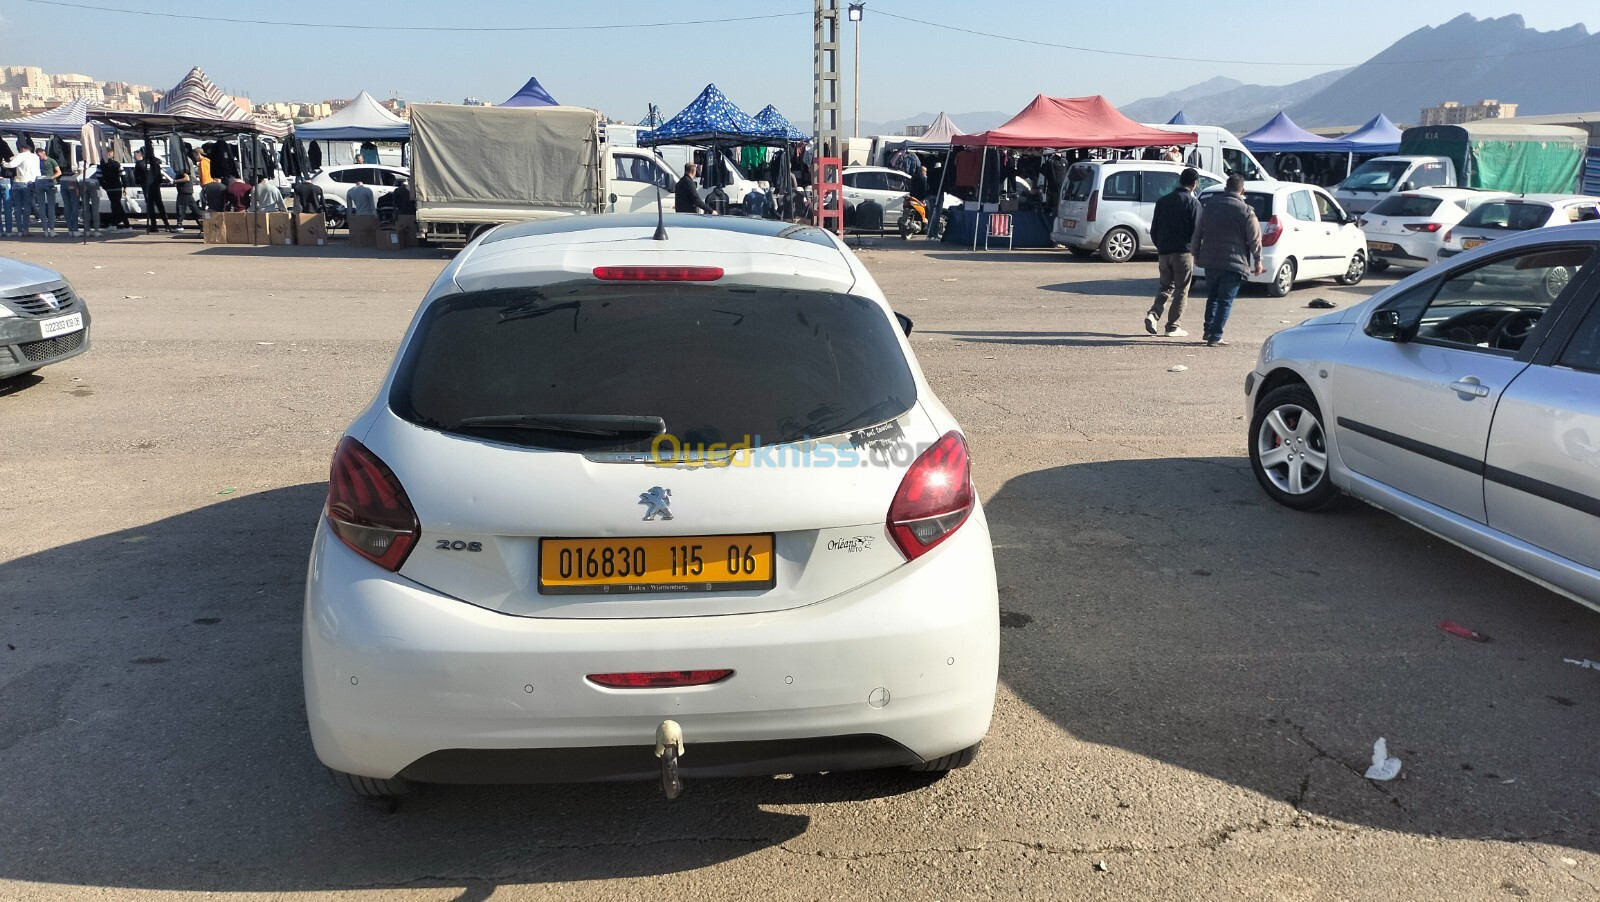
left=849, top=3, right=864, bottom=139
left=813, top=0, right=841, bottom=158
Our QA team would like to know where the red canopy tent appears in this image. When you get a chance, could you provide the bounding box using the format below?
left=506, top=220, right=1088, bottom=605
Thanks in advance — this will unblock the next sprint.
left=953, top=94, right=1195, bottom=148
left=939, top=95, right=1197, bottom=249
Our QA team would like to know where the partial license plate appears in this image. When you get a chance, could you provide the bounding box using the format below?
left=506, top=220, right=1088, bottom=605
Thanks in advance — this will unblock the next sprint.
left=1462, top=239, right=1486, bottom=250
left=39, top=312, right=83, bottom=338
left=1063, top=219, right=1077, bottom=229
left=539, top=534, right=775, bottom=595
left=1367, top=241, right=1396, bottom=252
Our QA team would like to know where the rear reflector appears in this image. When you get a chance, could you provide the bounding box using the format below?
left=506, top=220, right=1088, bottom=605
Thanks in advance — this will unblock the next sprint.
left=327, top=437, right=420, bottom=572
left=587, top=670, right=734, bottom=689
left=592, top=266, right=724, bottom=282
left=887, top=431, right=974, bottom=561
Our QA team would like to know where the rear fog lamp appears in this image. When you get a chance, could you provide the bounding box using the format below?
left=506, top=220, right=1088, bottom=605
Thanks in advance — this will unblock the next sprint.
left=587, top=670, right=734, bottom=689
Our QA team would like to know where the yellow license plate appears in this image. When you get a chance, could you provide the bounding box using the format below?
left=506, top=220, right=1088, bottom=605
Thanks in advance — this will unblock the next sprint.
left=1462, top=239, right=1486, bottom=249
left=1368, top=241, right=1395, bottom=252
left=1063, top=219, right=1077, bottom=228
left=539, top=534, right=775, bottom=595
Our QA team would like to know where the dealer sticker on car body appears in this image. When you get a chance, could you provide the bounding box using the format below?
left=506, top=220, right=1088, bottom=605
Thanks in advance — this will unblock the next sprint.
left=39, top=313, right=83, bottom=338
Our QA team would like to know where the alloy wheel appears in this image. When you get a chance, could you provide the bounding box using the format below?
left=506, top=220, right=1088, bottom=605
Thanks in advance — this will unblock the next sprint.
left=1255, top=403, right=1328, bottom=495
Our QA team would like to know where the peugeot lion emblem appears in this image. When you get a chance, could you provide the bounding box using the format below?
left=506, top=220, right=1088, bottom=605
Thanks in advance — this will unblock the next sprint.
left=638, top=486, right=674, bottom=521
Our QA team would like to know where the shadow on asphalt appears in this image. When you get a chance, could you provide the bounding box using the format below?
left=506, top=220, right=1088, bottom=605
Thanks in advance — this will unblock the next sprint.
left=0, top=484, right=938, bottom=894
left=195, top=245, right=446, bottom=260
left=0, top=372, right=46, bottom=398
left=985, top=457, right=1600, bottom=852
left=925, top=251, right=1083, bottom=264
left=929, top=329, right=1159, bottom=349
left=1041, top=278, right=1163, bottom=299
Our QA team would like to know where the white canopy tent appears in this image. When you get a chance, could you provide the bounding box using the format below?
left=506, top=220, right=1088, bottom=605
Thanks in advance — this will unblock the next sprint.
left=295, top=91, right=409, bottom=142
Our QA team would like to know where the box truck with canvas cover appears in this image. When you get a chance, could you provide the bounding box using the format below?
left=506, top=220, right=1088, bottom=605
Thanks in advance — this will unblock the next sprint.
left=1334, top=122, right=1586, bottom=215
left=410, top=104, right=677, bottom=241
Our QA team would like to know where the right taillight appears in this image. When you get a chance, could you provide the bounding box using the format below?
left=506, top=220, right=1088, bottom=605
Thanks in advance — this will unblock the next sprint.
left=1086, top=190, right=1099, bottom=222
left=1261, top=214, right=1283, bottom=247
left=888, top=431, right=975, bottom=561
left=327, top=437, right=419, bottom=572
left=1442, top=228, right=1453, bottom=244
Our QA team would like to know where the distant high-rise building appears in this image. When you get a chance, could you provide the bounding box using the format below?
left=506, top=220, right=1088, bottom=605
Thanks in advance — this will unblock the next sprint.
left=1420, top=99, right=1518, bottom=126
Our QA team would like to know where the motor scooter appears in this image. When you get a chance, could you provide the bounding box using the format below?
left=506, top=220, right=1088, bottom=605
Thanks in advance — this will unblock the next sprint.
left=898, top=195, right=928, bottom=238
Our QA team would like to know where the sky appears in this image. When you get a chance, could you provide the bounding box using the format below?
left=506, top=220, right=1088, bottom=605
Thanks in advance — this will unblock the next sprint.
left=1, top=1, right=1596, bottom=128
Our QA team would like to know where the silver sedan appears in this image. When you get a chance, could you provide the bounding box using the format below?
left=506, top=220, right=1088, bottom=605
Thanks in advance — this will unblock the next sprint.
left=1245, top=221, right=1600, bottom=611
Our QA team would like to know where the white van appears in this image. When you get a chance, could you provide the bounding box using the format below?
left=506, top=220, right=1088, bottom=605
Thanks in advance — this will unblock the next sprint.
left=1144, top=124, right=1273, bottom=183
left=1051, top=160, right=1226, bottom=262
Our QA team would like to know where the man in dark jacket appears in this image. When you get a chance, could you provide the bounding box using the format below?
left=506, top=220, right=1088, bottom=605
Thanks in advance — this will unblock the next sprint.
left=674, top=162, right=711, bottom=214
left=1144, top=167, right=1203, bottom=338
left=1194, top=175, right=1263, bottom=347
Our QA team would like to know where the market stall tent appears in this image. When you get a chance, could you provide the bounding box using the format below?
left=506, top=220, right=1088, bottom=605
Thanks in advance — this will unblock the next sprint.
left=91, top=66, right=289, bottom=138
left=752, top=105, right=805, bottom=142
left=954, top=95, right=1196, bottom=148
left=296, top=91, right=409, bottom=141
left=1337, top=113, right=1403, bottom=154
left=1240, top=111, right=1338, bottom=154
left=500, top=77, right=558, bottom=108
left=1167, top=111, right=1194, bottom=126
left=639, top=84, right=781, bottom=147
left=910, top=111, right=965, bottom=146
left=0, top=97, right=97, bottom=138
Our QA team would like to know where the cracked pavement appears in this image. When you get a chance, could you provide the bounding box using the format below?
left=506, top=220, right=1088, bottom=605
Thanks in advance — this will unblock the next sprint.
left=1, top=236, right=1597, bottom=901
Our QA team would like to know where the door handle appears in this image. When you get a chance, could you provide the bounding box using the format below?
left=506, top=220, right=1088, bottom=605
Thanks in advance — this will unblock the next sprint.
left=1448, top=379, right=1491, bottom=398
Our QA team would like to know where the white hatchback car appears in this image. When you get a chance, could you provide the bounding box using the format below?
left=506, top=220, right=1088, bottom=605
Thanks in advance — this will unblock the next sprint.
left=1438, top=195, right=1600, bottom=266
left=303, top=214, right=1000, bottom=799
left=1197, top=181, right=1368, bottom=296
left=1245, top=222, right=1600, bottom=611
left=309, top=163, right=411, bottom=207
left=1359, top=188, right=1511, bottom=272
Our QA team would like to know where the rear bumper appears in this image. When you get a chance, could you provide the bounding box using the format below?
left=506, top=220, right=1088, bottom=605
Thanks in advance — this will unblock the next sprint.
left=1366, top=238, right=1434, bottom=265
left=303, top=511, right=1000, bottom=781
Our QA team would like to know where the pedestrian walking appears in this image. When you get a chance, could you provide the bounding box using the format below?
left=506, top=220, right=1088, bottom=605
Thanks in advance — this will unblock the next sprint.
left=134, top=149, right=173, bottom=233
left=0, top=140, right=14, bottom=237
left=6, top=142, right=40, bottom=237
left=172, top=147, right=202, bottom=231
left=34, top=147, right=60, bottom=237
left=674, top=162, right=711, bottom=214
left=1144, top=167, right=1203, bottom=338
left=1193, top=175, right=1263, bottom=347
left=99, top=154, right=130, bottom=231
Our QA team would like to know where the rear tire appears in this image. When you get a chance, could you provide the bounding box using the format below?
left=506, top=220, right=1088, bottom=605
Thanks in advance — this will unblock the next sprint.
left=1267, top=260, right=1297, bottom=297
left=1336, top=250, right=1366, bottom=286
left=908, top=742, right=981, bottom=773
left=1098, top=227, right=1138, bottom=263
left=330, top=768, right=411, bottom=800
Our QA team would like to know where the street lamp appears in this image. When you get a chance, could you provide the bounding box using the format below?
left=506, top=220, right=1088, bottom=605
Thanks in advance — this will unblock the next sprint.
left=848, top=3, right=864, bottom=139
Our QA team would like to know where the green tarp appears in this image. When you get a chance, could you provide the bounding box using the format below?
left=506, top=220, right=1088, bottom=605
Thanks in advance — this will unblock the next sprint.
left=1399, top=123, right=1585, bottom=193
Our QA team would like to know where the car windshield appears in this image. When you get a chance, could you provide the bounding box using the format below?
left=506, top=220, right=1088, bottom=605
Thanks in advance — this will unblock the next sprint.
left=1458, top=202, right=1553, bottom=232
left=1342, top=161, right=1412, bottom=192
left=390, top=283, right=917, bottom=452
left=1369, top=194, right=1442, bottom=218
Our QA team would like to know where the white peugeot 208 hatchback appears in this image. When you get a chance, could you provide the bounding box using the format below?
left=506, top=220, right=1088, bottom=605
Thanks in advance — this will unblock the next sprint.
left=303, top=214, right=999, bottom=799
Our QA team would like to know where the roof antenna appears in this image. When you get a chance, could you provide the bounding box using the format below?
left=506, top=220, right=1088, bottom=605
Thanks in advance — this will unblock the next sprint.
left=652, top=167, right=669, bottom=241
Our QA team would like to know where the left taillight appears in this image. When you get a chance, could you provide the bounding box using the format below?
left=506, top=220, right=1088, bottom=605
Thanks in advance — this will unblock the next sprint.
left=888, top=431, right=975, bottom=561
left=327, top=437, right=419, bottom=572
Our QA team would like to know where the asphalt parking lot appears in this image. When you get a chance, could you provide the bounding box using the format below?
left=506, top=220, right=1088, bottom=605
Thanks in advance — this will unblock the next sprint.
left=1, top=233, right=1597, bottom=901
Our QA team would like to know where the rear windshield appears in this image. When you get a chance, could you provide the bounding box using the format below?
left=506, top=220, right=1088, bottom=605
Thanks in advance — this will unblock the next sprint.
left=390, top=284, right=917, bottom=451
left=1240, top=192, right=1274, bottom=222
left=1369, top=194, right=1442, bottom=218
left=1459, top=202, right=1552, bottom=232
left=1062, top=164, right=1095, bottom=202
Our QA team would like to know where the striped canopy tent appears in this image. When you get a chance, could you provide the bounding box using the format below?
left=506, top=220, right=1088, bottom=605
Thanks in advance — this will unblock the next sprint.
left=90, top=67, right=289, bottom=138
left=0, top=97, right=99, bottom=138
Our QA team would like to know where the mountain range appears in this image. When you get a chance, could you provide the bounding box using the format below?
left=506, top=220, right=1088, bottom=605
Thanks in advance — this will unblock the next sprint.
left=1120, top=13, right=1600, bottom=131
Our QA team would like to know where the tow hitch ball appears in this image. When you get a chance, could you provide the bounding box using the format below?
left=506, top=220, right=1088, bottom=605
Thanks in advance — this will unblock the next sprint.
left=655, top=719, right=684, bottom=800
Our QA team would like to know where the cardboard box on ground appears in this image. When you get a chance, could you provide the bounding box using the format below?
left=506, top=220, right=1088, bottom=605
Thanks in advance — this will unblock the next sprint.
left=295, top=213, right=326, bottom=246
left=253, top=213, right=294, bottom=246
left=347, top=214, right=379, bottom=248
left=378, top=216, right=418, bottom=250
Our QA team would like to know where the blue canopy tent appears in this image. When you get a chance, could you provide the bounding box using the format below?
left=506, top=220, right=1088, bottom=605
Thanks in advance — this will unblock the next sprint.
left=1338, top=114, right=1402, bottom=154
left=752, top=105, right=805, bottom=142
left=638, top=84, right=784, bottom=148
left=1241, top=112, right=1341, bottom=154
left=500, top=76, right=558, bottom=108
left=1167, top=110, right=1194, bottom=126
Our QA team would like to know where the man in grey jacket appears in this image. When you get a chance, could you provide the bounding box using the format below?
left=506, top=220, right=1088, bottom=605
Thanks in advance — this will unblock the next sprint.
left=1193, top=175, right=1263, bottom=347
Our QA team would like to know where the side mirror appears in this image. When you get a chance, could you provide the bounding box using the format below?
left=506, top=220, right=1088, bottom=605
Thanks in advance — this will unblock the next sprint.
left=895, top=312, right=914, bottom=337
left=1346, top=213, right=1361, bottom=225
left=1368, top=309, right=1405, bottom=342
left=1399, top=181, right=1416, bottom=192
